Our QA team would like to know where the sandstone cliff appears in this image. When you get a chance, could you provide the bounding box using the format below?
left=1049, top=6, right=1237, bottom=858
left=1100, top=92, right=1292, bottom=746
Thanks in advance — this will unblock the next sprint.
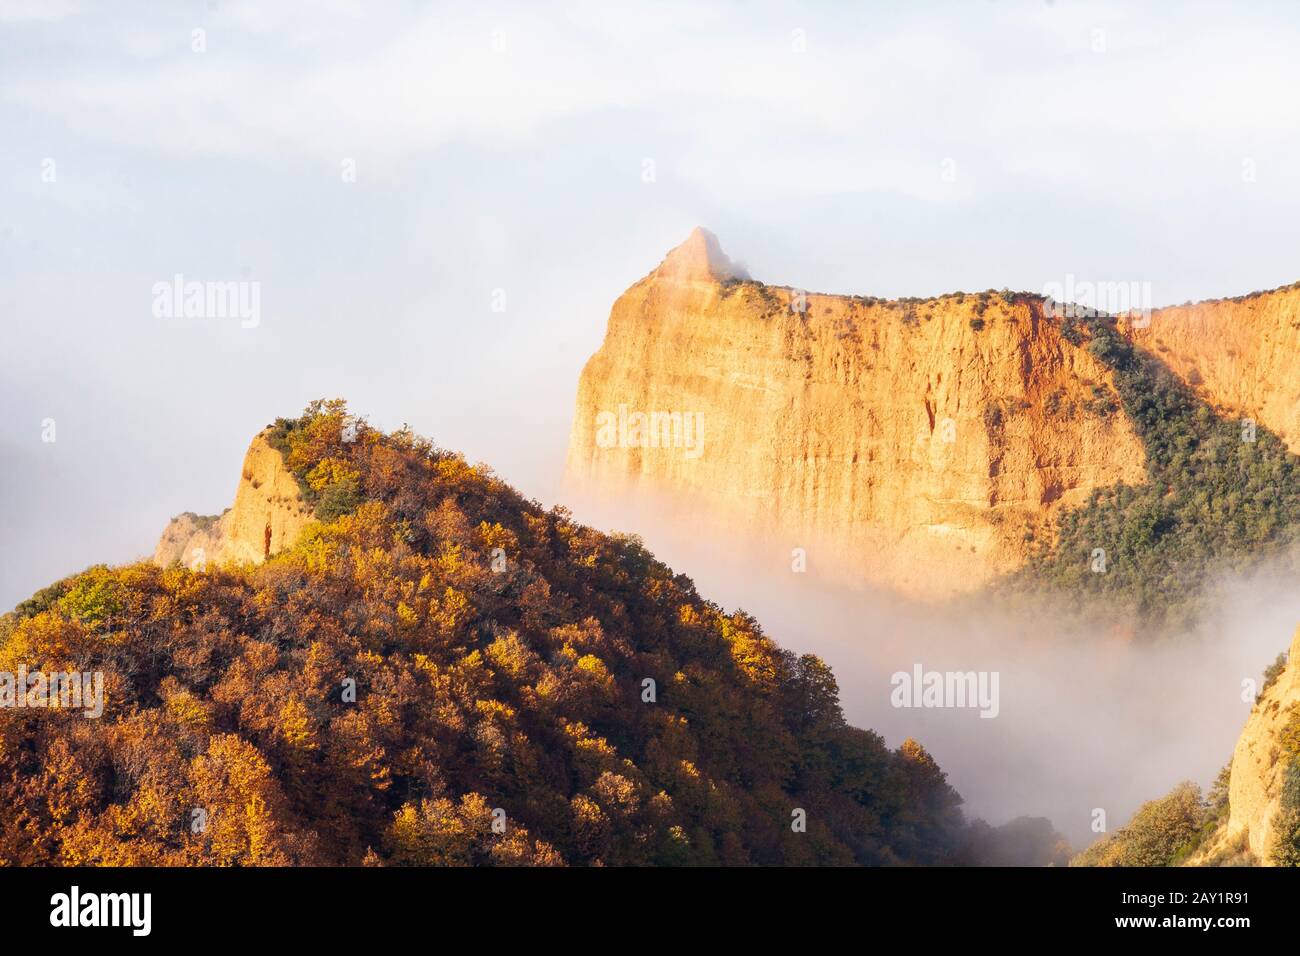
left=1120, top=286, right=1300, bottom=454
left=1179, top=625, right=1300, bottom=867
left=566, top=228, right=1148, bottom=597
left=154, top=428, right=313, bottom=569
left=1222, top=625, right=1300, bottom=863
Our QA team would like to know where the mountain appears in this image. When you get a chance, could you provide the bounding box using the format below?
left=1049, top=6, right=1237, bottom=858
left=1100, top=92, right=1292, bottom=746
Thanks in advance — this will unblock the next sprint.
left=567, top=228, right=1146, bottom=599
left=567, top=229, right=1300, bottom=627
left=0, top=401, right=998, bottom=866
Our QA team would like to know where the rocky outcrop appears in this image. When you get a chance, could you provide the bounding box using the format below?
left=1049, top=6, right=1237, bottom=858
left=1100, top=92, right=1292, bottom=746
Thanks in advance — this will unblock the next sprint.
left=566, top=228, right=1148, bottom=597
left=1220, top=626, right=1300, bottom=863
left=154, top=428, right=313, bottom=569
left=153, top=511, right=226, bottom=568
left=1123, top=285, right=1300, bottom=453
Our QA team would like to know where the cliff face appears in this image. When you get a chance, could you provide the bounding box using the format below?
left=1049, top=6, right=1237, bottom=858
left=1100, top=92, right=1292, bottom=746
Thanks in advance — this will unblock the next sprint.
left=1221, top=626, right=1300, bottom=863
left=1120, top=286, right=1300, bottom=452
left=566, top=228, right=1147, bottom=597
left=154, top=428, right=313, bottom=569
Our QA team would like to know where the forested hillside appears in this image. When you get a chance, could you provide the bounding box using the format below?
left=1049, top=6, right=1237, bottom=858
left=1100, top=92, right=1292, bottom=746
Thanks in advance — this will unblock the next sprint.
left=0, top=401, right=974, bottom=866
left=1003, top=311, right=1300, bottom=634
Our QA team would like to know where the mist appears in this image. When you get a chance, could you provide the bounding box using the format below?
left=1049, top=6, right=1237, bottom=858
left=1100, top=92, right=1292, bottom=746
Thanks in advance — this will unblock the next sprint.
left=567, top=489, right=1300, bottom=850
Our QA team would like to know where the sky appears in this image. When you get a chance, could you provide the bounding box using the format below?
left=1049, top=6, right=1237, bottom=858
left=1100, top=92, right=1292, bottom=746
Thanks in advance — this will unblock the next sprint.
left=5, top=0, right=1300, bottom=609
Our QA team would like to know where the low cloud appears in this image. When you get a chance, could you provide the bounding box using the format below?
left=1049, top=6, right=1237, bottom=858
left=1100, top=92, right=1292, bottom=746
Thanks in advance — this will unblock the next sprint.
left=571, top=489, right=1300, bottom=849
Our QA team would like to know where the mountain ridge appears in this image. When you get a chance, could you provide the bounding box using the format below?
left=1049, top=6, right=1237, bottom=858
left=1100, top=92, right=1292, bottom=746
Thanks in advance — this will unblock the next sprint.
left=568, top=230, right=1148, bottom=598
left=8, top=402, right=1068, bottom=866
left=567, top=230, right=1300, bottom=614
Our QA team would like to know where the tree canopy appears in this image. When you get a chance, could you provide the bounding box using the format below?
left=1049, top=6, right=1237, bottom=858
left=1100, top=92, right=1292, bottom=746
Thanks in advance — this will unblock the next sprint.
left=0, top=401, right=971, bottom=866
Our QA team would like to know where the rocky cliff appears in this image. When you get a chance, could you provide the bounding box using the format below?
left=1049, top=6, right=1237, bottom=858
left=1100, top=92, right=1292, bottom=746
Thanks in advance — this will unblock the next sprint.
left=1176, top=624, right=1300, bottom=867
left=566, top=228, right=1148, bottom=597
left=154, top=428, right=313, bottom=569
left=1222, top=625, right=1300, bottom=863
left=1122, top=285, right=1300, bottom=454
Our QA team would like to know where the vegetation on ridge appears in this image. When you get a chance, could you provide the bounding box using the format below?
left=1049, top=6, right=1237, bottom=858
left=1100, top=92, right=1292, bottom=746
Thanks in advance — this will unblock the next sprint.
left=1005, top=313, right=1300, bottom=634
left=0, top=400, right=1002, bottom=866
left=1070, top=779, right=1222, bottom=867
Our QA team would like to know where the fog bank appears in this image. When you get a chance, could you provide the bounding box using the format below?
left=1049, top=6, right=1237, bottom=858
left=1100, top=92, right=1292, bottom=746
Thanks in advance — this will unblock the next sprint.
left=569, top=490, right=1300, bottom=849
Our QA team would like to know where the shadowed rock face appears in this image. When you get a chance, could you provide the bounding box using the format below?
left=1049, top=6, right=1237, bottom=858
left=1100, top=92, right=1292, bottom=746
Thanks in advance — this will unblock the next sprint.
left=566, top=229, right=1147, bottom=598
left=154, top=428, right=313, bottom=570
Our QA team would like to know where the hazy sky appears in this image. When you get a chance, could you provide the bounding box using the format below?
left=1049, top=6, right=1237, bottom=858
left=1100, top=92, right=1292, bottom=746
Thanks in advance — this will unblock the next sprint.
left=5, top=0, right=1300, bottom=607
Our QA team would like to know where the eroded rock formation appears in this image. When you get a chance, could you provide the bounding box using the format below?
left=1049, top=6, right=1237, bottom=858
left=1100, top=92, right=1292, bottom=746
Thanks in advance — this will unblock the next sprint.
left=566, top=228, right=1148, bottom=597
left=1223, top=626, right=1300, bottom=863
left=154, top=428, right=313, bottom=569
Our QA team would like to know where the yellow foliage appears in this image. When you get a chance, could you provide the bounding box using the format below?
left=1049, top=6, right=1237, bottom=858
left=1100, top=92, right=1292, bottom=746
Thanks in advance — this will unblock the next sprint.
left=188, top=734, right=293, bottom=866
left=718, top=615, right=780, bottom=686
left=484, top=632, right=537, bottom=681
left=160, top=566, right=206, bottom=604
left=475, top=699, right=517, bottom=723
left=165, top=689, right=212, bottom=732
left=278, top=696, right=319, bottom=751
left=396, top=601, right=420, bottom=628
left=576, top=654, right=609, bottom=678
left=433, top=587, right=470, bottom=634
left=477, top=521, right=518, bottom=554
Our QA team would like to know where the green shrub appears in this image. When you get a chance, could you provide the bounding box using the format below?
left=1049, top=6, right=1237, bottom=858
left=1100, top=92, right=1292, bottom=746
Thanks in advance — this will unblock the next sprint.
left=56, top=566, right=124, bottom=626
left=1263, top=652, right=1289, bottom=695
left=1270, top=761, right=1300, bottom=866
left=314, top=478, right=362, bottom=522
left=13, top=578, right=73, bottom=618
left=1072, top=782, right=1206, bottom=866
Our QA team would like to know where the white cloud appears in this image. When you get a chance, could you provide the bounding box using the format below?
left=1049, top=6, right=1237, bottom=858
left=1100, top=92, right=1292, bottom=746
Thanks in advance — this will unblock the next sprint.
left=0, top=0, right=82, bottom=24
left=5, top=1, right=1300, bottom=201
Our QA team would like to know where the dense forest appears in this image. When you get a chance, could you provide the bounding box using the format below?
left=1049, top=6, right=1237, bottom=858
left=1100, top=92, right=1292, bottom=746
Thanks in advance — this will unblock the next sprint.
left=1004, top=311, right=1300, bottom=634
left=1, top=400, right=1000, bottom=866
